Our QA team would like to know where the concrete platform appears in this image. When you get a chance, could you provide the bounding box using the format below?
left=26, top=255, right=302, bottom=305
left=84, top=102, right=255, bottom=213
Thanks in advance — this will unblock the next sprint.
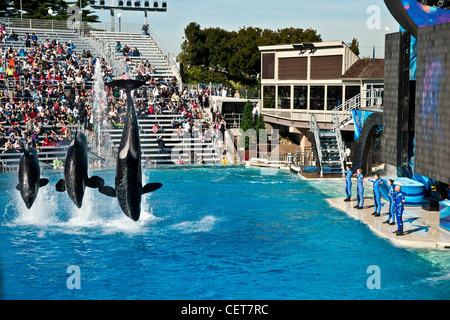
left=326, top=197, right=450, bottom=250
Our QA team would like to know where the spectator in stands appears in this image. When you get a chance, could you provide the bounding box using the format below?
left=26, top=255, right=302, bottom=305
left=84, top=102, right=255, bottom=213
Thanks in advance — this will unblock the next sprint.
left=53, top=156, right=64, bottom=169
left=7, top=31, right=20, bottom=41
left=31, top=33, right=38, bottom=46
left=132, top=47, right=140, bottom=57
left=157, top=136, right=165, bottom=154
left=25, top=33, right=31, bottom=47
left=115, top=41, right=122, bottom=53
left=0, top=133, right=6, bottom=148
left=0, top=24, right=6, bottom=44
left=142, top=24, right=149, bottom=38
left=122, top=45, right=131, bottom=57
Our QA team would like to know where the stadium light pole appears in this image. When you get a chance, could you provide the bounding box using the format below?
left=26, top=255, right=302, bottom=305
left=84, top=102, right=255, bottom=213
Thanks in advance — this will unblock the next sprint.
left=90, top=0, right=167, bottom=32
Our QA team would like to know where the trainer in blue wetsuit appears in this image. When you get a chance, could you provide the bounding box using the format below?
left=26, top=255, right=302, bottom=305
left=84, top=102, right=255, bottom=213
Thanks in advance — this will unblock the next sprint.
left=393, top=185, right=405, bottom=235
left=368, top=175, right=383, bottom=216
left=344, top=166, right=352, bottom=201
left=354, top=169, right=364, bottom=209
left=384, top=179, right=396, bottom=224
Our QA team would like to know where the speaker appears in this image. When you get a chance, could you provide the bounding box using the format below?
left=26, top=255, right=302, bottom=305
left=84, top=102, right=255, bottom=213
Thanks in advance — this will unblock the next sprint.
left=383, top=31, right=412, bottom=167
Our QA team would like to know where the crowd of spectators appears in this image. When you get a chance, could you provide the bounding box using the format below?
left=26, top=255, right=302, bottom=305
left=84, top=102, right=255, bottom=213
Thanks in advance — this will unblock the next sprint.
left=0, top=26, right=227, bottom=165
left=0, top=26, right=114, bottom=154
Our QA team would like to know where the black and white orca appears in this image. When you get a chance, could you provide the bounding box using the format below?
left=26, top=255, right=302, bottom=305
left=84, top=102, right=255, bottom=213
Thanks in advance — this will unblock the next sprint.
left=56, top=131, right=105, bottom=208
left=99, top=79, right=162, bottom=221
left=16, top=145, right=49, bottom=209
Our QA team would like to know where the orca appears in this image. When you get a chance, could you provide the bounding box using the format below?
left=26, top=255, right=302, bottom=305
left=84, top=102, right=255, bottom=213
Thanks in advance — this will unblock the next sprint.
left=99, top=79, right=162, bottom=221
left=16, top=144, right=49, bottom=209
left=56, top=130, right=105, bottom=208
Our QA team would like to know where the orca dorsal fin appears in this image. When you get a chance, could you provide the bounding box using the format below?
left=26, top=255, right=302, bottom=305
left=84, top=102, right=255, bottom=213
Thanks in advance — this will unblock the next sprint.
left=142, top=183, right=163, bottom=195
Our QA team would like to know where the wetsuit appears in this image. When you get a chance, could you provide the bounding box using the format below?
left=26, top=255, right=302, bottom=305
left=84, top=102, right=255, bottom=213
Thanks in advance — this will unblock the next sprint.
left=344, top=169, right=352, bottom=200
left=356, top=173, right=364, bottom=208
left=394, top=191, right=405, bottom=233
left=368, top=178, right=381, bottom=214
left=388, top=185, right=396, bottom=223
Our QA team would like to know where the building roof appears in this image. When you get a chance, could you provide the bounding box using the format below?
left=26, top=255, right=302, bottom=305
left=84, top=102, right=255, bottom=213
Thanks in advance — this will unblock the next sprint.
left=259, top=41, right=347, bottom=52
left=341, top=58, right=384, bottom=79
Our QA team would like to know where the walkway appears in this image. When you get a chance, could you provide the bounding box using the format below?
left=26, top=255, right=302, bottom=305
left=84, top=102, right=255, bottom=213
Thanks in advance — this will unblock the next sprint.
left=326, top=197, right=450, bottom=250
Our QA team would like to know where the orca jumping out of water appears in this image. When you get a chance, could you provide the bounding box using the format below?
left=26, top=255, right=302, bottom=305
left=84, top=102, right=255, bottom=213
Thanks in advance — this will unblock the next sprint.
left=16, top=144, right=49, bottom=209
left=56, top=130, right=105, bottom=208
left=99, top=79, right=162, bottom=221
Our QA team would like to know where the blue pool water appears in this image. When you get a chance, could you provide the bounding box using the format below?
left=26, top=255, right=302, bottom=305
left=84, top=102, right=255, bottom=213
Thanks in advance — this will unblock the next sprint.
left=1, top=166, right=450, bottom=300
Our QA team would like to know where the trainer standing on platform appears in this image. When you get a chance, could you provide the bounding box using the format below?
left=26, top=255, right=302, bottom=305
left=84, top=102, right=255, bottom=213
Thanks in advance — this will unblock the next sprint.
left=368, top=174, right=383, bottom=216
left=354, top=168, right=364, bottom=209
left=344, top=165, right=352, bottom=202
left=383, top=179, right=396, bottom=225
left=393, top=185, right=405, bottom=236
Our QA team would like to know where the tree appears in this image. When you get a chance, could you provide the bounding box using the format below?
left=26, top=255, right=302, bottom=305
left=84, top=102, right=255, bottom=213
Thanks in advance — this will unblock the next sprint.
left=255, top=114, right=266, bottom=137
left=2, top=0, right=99, bottom=22
left=349, top=38, right=360, bottom=56
left=178, top=23, right=323, bottom=85
left=239, top=100, right=256, bottom=150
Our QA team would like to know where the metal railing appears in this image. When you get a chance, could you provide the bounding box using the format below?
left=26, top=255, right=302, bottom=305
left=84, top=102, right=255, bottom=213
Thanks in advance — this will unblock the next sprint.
left=332, top=114, right=346, bottom=175
left=309, top=113, right=323, bottom=176
left=331, top=88, right=384, bottom=128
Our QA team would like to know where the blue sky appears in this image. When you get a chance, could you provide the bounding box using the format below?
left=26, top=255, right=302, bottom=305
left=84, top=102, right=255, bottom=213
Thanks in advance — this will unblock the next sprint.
left=92, top=0, right=400, bottom=58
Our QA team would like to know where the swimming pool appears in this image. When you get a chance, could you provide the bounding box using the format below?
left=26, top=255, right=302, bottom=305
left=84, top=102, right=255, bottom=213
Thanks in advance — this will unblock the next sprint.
left=1, top=166, right=449, bottom=299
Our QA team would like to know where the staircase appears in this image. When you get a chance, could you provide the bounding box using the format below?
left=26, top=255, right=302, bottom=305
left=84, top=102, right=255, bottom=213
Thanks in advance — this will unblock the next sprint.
left=103, top=112, right=221, bottom=165
left=88, top=31, right=181, bottom=84
left=310, top=114, right=345, bottom=176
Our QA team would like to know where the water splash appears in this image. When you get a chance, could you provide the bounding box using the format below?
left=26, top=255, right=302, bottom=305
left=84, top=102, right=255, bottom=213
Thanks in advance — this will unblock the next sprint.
left=92, top=59, right=116, bottom=166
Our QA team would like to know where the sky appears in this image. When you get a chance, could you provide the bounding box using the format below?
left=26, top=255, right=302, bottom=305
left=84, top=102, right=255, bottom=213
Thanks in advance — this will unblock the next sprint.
left=92, top=0, right=400, bottom=59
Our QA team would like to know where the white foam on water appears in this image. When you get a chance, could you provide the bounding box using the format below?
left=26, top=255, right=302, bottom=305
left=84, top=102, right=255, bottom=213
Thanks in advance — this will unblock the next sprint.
left=6, top=183, right=162, bottom=236
left=169, top=215, right=217, bottom=234
left=423, top=270, right=450, bottom=283
left=11, top=184, right=61, bottom=227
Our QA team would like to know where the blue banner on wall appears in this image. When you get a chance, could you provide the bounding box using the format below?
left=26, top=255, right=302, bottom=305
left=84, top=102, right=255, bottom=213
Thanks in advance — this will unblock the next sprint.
left=352, top=110, right=373, bottom=141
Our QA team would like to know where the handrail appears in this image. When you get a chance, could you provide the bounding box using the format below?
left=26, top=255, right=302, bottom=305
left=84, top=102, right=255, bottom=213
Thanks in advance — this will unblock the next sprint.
left=331, top=88, right=384, bottom=128
left=309, top=113, right=323, bottom=176
left=332, top=114, right=346, bottom=175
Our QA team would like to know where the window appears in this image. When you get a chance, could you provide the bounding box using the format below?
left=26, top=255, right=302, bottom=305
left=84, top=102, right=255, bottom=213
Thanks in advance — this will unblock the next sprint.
left=309, top=86, right=325, bottom=110
left=326, top=86, right=343, bottom=110
left=262, top=86, right=275, bottom=109
left=293, top=86, right=307, bottom=109
left=345, top=86, right=360, bottom=101
left=277, top=86, right=291, bottom=109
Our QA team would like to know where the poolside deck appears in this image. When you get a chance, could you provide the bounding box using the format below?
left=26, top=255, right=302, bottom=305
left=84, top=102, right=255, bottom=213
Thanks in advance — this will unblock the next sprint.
left=326, top=197, right=450, bottom=250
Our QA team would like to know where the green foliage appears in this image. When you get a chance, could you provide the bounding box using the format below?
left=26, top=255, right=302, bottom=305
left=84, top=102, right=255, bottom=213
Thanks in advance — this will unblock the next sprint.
left=349, top=38, right=360, bottom=56
left=181, top=66, right=229, bottom=84
left=239, top=100, right=256, bottom=150
left=240, top=100, right=255, bottom=132
left=0, top=0, right=99, bottom=22
left=178, top=23, right=322, bottom=85
left=255, top=114, right=266, bottom=136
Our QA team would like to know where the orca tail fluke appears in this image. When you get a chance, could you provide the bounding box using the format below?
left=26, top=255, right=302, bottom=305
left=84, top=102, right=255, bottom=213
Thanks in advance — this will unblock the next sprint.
left=56, top=179, right=66, bottom=192
left=142, top=183, right=163, bottom=195
left=86, top=176, right=105, bottom=189
left=98, top=185, right=116, bottom=198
